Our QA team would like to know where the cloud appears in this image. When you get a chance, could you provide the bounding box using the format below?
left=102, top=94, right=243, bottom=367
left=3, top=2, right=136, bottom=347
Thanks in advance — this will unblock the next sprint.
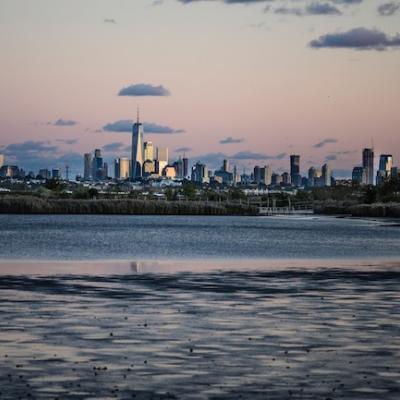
left=325, top=154, right=337, bottom=161
left=231, top=151, right=287, bottom=160
left=378, top=2, right=400, bottom=16
left=220, top=136, right=244, bottom=144
left=332, top=149, right=357, bottom=155
left=331, top=0, right=361, bottom=4
left=104, top=18, right=116, bottom=23
left=274, top=3, right=341, bottom=16
left=5, top=141, right=58, bottom=154
left=48, top=118, right=78, bottom=127
left=102, top=120, right=184, bottom=134
left=313, top=138, right=338, bottom=148
left=177, top=0, right=269, bottom=4
left=193, top=152, right=228, bottom=169
left=118, top=84, right=170, bottom=97
left=56, top=139, right=78, bottom=145
left=102, top=142, right=126, bottom=152
left=3, top=141, right=85, bottom=175
left=144, top=122, right=184, bottom=134
left=309, top=27, right=400, bottom=50
left=174, top=147, right=192, bottom=153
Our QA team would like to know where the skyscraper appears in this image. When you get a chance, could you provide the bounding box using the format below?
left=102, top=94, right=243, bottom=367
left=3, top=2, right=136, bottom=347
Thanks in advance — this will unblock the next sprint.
left=352, top=167, right=366, bottom=185
left=131, top=111, right=144, bottom=179
left=0, top=153, right=4, bottom=168
left=222, top=159, right=229, bottom=172
left=144, top=141, right=154, bottom=162
left=92, top=149, right=104, bottom=181
left=183, top=157, right=189, bottom=178
left=322, top=163, right=332, bottom=187
left=376, top=154, right=393, bottom=185
left=260, top=165, right=272, bottom=186
left=362, top=148, right=374, bottom=185
left=290, top=155, right=301, bottom=186
left=115, top=158, right=130, bottom=180
left=156, top=147, right=169, bottom=175
left=84, top=153, right=92, bottom=180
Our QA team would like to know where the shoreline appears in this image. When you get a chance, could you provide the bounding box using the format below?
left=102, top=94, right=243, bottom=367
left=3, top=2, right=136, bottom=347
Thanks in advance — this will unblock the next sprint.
left=1, top=257, right=400, bottom=275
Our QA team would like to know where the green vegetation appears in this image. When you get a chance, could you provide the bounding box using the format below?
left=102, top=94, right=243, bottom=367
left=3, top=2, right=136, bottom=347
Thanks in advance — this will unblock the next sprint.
left=0, top=196, right=258, bottom=216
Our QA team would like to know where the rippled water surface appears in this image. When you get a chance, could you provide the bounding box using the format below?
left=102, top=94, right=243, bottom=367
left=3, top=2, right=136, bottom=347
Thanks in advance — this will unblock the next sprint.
left=1, top=214, right=400, bottom=260
left=1, top=215, right=400, bottom=399
left=1, top=269, right=400, bottom=399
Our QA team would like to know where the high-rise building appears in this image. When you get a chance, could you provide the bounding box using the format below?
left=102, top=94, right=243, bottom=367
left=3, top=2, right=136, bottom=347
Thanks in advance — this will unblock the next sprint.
left=156, top=147, right=169, bottom=175
left=52, top=168, right=61, bottom=180
left=173, top=157, right=184, bottom=178
left=322, top=163, right=332, bottom=187
left=131, top=113, right=144, bottom=179
left=84, top=153, right=92, bottom=180
left=253, top=166, right=261, bottom=183
left=38, top=169, right=51, bottom=179
left=222, top=159, right=229, bottom=172
left=281, top=172, right=290, bottom=185
left=115, top=158, right=130, bottom=180
left=143, top=160, right=155, bottom=176
left=308, top=166, right=316, bottom=187
left=114, top=159, right=120, bottom=180
left=290, top=155, right=301, bottom=186
left=260, top=165, right=272, bottom=186
left=362, top=148, right=374, bottom=185
left=0, top=154, right=4, bottom=168
left=379, top=154, right=393, bottom=173
left=352, top=167, right=366, bottom=185
left=144, top=141, right=154, bottom=162
left=183, top=157, right=189, bottom=178
left=92, top=148, right=104, bottom=181
left=191, top=162, right=209, bottom=183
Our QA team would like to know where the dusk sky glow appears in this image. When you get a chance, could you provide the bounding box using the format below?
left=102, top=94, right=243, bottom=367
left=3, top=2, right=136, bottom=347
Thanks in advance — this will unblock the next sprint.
left=0, top=0, right=399, bottom=176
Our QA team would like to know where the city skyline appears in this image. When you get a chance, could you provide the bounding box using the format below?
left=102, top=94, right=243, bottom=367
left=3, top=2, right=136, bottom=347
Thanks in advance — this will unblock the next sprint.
left=0, top=0, right=399, bottom=176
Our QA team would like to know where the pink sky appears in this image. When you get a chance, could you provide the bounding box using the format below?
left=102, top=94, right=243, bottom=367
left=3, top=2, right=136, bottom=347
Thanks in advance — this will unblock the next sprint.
left=0, top=0, right=399, bottom=176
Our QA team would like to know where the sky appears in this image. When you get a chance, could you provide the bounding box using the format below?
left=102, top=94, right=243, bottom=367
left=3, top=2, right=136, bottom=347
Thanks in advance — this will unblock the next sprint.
left=0, top=0, right=399, bottom=177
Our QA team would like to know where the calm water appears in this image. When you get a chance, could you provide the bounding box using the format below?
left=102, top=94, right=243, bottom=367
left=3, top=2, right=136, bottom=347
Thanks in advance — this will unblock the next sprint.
left=1, top=214, right=400, bottom=260
left=1, top=215, right=400, bottom=399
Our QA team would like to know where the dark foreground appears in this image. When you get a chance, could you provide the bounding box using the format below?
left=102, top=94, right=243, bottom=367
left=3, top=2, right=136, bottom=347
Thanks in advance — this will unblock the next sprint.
left=1, top=267, right=399, bottom=399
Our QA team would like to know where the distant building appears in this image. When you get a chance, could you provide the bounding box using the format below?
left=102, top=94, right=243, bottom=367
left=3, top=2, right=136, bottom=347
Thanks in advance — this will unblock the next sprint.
left=115, top=158, right=130, bottom=180
left=183, top=157, right=189, bottom=178
left=259, top=165, right=272, bottom=186
left=0, top=154, right=4, bottom=168
left=91, top=149, right=107, bottom=181
left=290, top=155, right=301, bottom=186
left=352, top=166, right=366, bottom=185
left=376, top=154, right=393, bottom=185
left=132, top=114, right=144, bottom=179
left=281, top=172, right=290, bottom=185
left=173, top=158, right=184, bottom=178
left=222, top=159, right=229, bottom=172
left=163, top=165, right=176, bottom=179
left=322, top=163, right=332, bottom=187
left=253, top=166, right=261, bottom=184
left=144, top=141, right=154, bottom=162
left=52, top=168, right=61, bottom=180
left=143, top=160, right=155, bottom=177
left=362, top=148, right=374, bottom=185
left=156, top=147, right=169, bottom=176
left=191, top=162, right=209, bottom=183
left=84, top=153, right=92, bottom=180
left=38, top=168, right=51, bottom=179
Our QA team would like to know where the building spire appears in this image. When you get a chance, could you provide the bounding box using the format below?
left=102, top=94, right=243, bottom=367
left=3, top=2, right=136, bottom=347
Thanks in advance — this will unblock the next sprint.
left=137, top=106, right=140, bottom=124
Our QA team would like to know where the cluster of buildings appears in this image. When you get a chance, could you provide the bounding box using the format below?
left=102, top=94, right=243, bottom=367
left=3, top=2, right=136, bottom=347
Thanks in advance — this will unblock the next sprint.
left=352, top=149, right=397, bottom=186
left=83, top=117, right=189, bottom=182
left=1, top=122, right=398, bottom=190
